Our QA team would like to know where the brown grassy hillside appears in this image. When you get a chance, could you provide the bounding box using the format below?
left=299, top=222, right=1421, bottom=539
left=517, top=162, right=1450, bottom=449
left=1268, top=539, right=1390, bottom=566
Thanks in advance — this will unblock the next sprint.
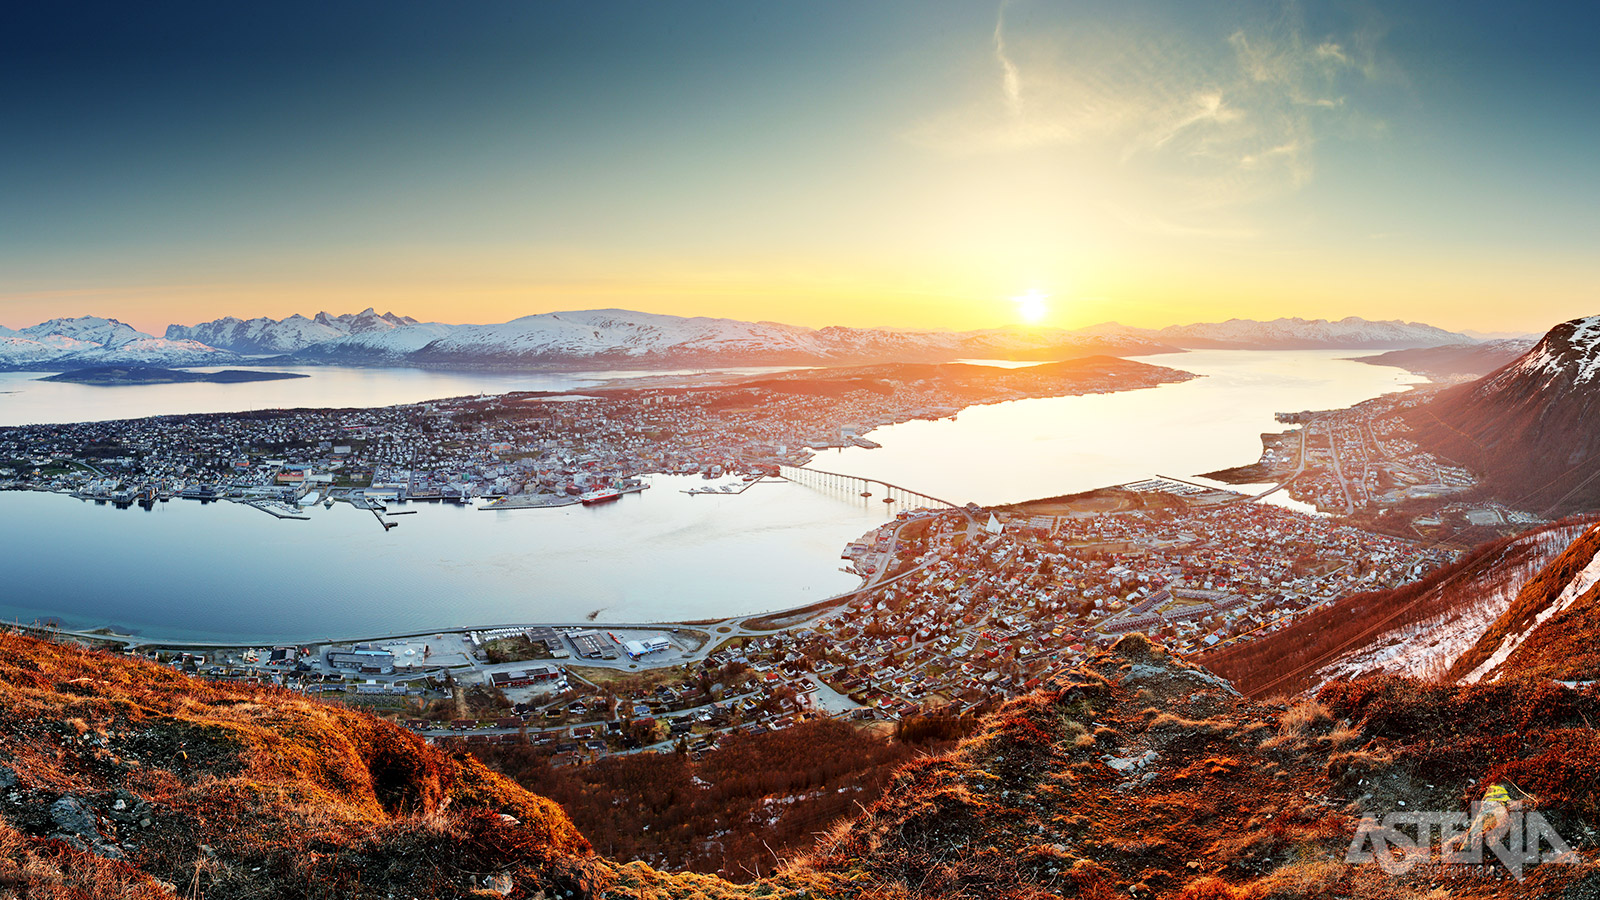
left=4, top=629, right=1600, bottom=899
left=1198, top=520, right=1591, bottom=697
left=1446, top=524, right=1600, bottom=682
left=0, top=630, right=592, bottom=899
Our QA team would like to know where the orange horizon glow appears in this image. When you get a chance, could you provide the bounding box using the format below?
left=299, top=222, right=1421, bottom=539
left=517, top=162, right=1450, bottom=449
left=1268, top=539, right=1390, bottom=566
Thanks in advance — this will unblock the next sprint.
left=3, top=4, right=1596, bottom=341
left=3, top=245, right=1590, bottom=339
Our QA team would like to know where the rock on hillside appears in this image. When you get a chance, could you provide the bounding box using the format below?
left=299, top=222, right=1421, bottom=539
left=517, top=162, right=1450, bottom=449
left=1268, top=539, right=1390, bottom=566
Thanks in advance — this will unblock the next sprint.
left=5, top=630, right=1599, bottom=899
left=760, top=634, right=1600, bottom=899
left=0, top=631, right=594, bottom=898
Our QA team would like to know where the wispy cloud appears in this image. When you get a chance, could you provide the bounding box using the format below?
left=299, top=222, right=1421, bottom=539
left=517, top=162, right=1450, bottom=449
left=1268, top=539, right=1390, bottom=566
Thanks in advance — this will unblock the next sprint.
left=993, top=0, right=1023, bottom=117
left=909, top=2, right=1396, bottom=237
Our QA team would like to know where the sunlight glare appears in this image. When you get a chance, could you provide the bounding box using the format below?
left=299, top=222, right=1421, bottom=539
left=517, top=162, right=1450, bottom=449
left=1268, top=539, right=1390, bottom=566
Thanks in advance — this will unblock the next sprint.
left=1012, top=289, right=1050, bottom=325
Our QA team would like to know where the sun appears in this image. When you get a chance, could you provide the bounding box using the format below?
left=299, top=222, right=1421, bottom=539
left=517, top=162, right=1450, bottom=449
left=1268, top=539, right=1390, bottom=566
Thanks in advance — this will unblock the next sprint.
left=1012, top=289, right=1050, bottom=325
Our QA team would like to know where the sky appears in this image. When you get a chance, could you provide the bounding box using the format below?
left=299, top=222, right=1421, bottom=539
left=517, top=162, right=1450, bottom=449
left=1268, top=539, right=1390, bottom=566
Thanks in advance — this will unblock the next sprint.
left=2, top=1, right=1596, bottom=336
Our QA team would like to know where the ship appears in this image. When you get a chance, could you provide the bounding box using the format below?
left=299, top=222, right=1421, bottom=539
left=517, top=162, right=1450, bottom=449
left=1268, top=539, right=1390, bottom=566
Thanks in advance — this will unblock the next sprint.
left=579, top=488, right=623, bottom=505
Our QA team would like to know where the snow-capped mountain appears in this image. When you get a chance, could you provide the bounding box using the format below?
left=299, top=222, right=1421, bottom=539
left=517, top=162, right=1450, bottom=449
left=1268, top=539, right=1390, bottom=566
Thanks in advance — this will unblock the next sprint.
left=1480, top=314, right=1600, bottom=389
left=292, top=320, right=458, bottom=361
left=1410, top=314, right=1600, bottom=513
left=20, top=316, right=151, bottom=349
left=399, top=309, right=1177, bottom=367
left=9, top=308, right=1484, bottom=371
left=167, top=308, right=427, bottom=354
left=0, top=317, right=242, bottom=370
left=1149, top=316, right=1472, bottom=349
left=165, top=314, right=344, bottom=354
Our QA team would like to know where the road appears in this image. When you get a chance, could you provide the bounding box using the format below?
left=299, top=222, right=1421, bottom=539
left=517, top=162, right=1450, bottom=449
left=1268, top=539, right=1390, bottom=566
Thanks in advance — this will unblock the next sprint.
left=34, top=504, right=987, bottom=688
left=1324, top=421, right=1358, bottom=514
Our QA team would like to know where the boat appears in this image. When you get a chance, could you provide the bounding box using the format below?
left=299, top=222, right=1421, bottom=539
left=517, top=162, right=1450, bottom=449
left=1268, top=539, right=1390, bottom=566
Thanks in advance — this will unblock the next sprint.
left=579, top=488, right=623, bottom=505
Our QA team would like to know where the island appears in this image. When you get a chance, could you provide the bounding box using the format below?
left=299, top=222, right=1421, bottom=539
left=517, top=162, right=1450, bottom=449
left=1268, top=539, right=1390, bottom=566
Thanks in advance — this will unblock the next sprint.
left=38, top=365, right=310, bottom=386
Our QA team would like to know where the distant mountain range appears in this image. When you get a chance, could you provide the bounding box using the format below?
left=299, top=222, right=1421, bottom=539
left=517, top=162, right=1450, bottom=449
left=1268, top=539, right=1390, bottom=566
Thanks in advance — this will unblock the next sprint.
left=1350, top=337, right=1538, bottom=379
left=1105, top=315, right=1473, bottom=350
left=1, top=309, right=1480, bottom=371
left=0, top=316, right=241, bottom=369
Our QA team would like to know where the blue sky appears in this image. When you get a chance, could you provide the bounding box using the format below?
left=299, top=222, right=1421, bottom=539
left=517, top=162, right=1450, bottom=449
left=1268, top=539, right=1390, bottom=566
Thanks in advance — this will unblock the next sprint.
left=2, top=1, right=1596, bottom=333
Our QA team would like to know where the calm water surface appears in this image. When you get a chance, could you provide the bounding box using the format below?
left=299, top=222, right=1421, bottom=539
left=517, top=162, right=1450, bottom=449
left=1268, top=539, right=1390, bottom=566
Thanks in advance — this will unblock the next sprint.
left=0, top=365, right=803, bottom=426
left=0, top=351, right=1420, bottom=640
left=0, top=477, right=878, bottom=642
left=818, top=350, right=1421, bottom=511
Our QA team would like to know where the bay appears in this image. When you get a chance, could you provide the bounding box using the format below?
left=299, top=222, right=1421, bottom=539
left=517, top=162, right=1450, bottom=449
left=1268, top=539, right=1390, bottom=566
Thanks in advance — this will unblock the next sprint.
left=0, top=350, right=1423, bottom=641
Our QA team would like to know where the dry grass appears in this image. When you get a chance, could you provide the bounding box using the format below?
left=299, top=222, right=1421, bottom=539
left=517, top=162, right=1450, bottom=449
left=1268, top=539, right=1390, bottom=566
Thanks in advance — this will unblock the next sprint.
left=0, top=631, right=590, bottom=899
left=3, top=628, right=1596, bottom=900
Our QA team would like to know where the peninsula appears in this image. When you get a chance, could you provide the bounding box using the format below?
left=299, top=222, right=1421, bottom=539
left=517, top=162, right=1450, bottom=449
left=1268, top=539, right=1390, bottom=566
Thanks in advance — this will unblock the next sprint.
left=38, top=365, right=310, bottom=386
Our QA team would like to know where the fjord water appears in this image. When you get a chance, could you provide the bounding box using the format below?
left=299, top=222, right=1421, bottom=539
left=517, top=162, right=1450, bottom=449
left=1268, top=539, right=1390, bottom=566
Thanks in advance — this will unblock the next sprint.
left=0, top=365, right=806, bottom=427
left=818, top=349, right=1421, bottom=508
left=0, top=478, right=877, bottom=642
left=0, top=350, right=1421, bottom=641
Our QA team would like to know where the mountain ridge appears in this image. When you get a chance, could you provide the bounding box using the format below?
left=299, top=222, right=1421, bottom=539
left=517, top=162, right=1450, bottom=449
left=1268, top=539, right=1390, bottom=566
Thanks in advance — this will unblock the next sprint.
left=1407, top=314, right=1600, bottom=513
left=3, top=309, right=1484, bottom=372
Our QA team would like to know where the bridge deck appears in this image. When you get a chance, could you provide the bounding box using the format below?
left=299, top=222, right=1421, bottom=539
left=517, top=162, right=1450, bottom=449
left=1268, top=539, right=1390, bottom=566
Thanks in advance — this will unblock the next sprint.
left=778, top=464, right=960, bottom=510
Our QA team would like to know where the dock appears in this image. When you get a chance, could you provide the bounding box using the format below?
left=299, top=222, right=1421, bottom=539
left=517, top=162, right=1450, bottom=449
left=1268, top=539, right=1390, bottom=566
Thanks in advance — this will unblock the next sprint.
left=483, top=481, right=649, bottom=510
left=233, top=499, right=310, bottom=521
left=684, top=475, right=767, bottom=496
left=481, top=494, right=580, bottom=510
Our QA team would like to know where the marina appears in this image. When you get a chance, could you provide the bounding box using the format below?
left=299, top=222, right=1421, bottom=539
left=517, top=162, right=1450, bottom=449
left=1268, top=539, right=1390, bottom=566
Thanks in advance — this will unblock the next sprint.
left=683, top=474, right=770, bottom=496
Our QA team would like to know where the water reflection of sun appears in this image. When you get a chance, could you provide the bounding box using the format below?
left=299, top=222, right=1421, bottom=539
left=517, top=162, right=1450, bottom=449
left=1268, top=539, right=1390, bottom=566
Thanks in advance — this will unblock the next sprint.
left=1012, top=289, right=1049, bottom=325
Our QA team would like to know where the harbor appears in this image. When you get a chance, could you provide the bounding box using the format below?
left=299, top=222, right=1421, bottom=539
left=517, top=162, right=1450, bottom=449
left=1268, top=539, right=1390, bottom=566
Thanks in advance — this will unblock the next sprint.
left=482, top=481, right=650, bottom=510
left=683, top=474, right=771, bottom=496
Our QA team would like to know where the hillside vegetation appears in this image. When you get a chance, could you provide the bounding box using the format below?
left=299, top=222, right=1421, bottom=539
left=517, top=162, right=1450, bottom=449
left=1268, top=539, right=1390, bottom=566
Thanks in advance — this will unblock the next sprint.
left=1198, top=519, right=1595, bottom=697
left=4, top=629, right=1600, bottom=899
left=0, top=631, right=593, bottom=899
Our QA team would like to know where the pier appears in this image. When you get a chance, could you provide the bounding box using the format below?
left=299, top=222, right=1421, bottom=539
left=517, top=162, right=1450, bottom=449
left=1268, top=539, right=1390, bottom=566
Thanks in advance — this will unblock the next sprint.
left=683, top=475, right=769, bottom=496
left=778, top=464, right=960, bottom=511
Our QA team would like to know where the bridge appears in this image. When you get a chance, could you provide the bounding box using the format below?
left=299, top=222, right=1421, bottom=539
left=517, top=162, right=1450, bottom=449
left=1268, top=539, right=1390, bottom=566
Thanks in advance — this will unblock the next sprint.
left=778, top=464, right=963, bottom=513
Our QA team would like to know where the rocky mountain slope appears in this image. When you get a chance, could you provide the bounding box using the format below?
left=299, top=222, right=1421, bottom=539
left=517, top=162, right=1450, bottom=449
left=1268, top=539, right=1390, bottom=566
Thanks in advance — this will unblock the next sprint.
left=0, top=630, right=597, bottom=898
left=1447, top=523, right=1600, bottom=684
left=1200, top=518, right=1600, bottom=697
left=6, top=628, right=1597, bottom=899
left=1408, top=314, right=1600, bottom=514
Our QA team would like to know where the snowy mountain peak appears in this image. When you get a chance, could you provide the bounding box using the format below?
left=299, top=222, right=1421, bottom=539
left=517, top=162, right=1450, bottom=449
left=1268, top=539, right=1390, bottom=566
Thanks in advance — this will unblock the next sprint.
left=1153, top=316, right=1472, bottom=349
left=167, top=309, right=427, bottom=354
left=1493, top=314, right=1600, bottom=389
left=3, top=316, right=241, bottom=369
left=20, top=316, right=152, bottom=349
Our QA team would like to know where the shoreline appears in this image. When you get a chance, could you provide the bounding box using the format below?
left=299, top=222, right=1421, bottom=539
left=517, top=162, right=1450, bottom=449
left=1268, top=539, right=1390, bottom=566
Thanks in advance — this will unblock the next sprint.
left=0, top=352, right=1423, bottom=652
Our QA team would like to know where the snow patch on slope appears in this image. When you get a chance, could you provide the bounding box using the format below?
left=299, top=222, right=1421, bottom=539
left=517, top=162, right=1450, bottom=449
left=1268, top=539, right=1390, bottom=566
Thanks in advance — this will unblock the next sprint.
left=1485, top=314, right=1600, bottom=391
left=1464, top=525, right=1600, bottom=684
left=1316, top=523, right=1590, bottom=686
